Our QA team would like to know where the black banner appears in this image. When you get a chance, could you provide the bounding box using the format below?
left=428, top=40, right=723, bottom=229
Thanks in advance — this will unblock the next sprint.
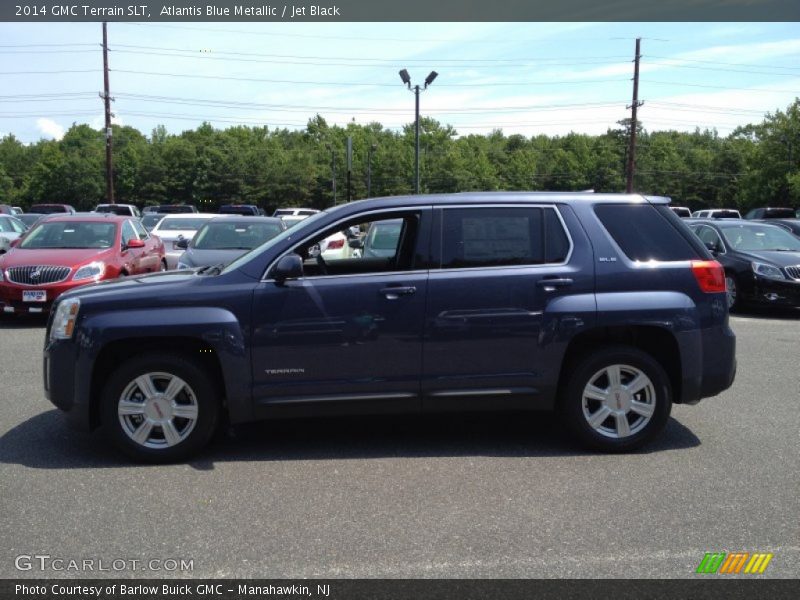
left=2, top=0, right=799, bottom=22
left=3, top=580, right=800, bottom=600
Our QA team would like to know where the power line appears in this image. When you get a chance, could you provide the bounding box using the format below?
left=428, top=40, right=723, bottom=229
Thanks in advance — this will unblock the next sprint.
left=645, top=80, right=800, bottom=93
left=647, top=54, right=800, bottom=71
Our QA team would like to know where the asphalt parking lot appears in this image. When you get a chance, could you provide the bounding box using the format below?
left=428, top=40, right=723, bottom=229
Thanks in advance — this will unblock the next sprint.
left=1, top=311, right=798, bottom=579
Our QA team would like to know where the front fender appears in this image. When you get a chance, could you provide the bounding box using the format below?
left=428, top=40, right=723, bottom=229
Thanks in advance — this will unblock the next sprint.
left=77, top=306, right=251, bottom=423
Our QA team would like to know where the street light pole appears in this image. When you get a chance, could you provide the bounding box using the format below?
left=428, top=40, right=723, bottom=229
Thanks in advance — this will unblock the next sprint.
left=399, top=69, right=437, bottom=194
left=326, top=145, right=336, bottom=205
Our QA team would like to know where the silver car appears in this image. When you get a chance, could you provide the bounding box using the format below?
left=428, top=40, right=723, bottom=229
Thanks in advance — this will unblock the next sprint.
left=0, top=215, right=27, bottom=254
left=149, top=214, right=217, bottom=269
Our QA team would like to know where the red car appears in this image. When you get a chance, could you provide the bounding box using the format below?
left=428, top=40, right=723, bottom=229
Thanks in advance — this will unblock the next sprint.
left=0, top=214, right=165, bottom=314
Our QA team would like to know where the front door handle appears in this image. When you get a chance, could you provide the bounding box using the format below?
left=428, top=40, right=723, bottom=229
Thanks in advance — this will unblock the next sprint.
left=537, top=278, right=573, bottom=292
left=380, top=286, right=416, bottom=299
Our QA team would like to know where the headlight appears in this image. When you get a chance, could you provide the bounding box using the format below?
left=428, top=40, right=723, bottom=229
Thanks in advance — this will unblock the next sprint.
left=73, top=261, right=106, bottom=281
left=50, top=298, right=80, bottom=340
left=751, top=262, right=785, bottom=281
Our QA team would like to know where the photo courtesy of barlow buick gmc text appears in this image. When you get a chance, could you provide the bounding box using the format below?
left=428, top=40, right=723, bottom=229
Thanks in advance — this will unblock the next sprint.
left=0, top=1, right=798, bottom=598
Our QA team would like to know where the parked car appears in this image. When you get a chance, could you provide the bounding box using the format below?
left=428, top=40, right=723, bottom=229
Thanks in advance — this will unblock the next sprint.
left=687, top=219, right=800, bottom=310
left=669, top=206, right=692, bottom=218
left=42, top=192, right=736, bottom=461
left=11, top=206, right=24, bottom=215
left=349, top=218, right=403, bottom=258
left=0, top=215, right=28, bottom=254
left=762, top=218, right=800, bottom=238
left=0, top=214, right=165, bottom=315
left=273, top=207, right=319, bottom=218
left=28, top=203, right=77, bottom=214
left=218, top=204, right=261, bottom=216
left=691, top=209, right=742, bottom=219
left=143, top=204, right=198, bottom=214
left=0, top=204, right=14, bottom=215
left=744, top=207, right=796, bottom=220
left=140, top=213, right=167, bottom=232
left=149, top=213, right=217, bottom=269
left=94, top=203, right=141, bottom=217
left=176, top=217, right=286, bottom=270
left=16, top=213, right=46, bottom=229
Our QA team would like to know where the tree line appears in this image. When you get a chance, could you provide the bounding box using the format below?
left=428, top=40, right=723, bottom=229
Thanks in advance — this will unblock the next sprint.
left=1, top=99, right=798, bottom=213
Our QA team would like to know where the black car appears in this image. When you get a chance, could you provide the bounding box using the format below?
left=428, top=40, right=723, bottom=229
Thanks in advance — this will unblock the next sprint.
left=143, top=204, right=198, bottom=214
left=744, top=207, right=796, bottom=220
left=218, top=204, right=261, bottom=216
left=140, top=213, right=167, bottom=231
left=762, top=219, right=800, bottom=238
left=687, top=219, right=800, bottom=310
left=670, top=206, right=692, bottom=218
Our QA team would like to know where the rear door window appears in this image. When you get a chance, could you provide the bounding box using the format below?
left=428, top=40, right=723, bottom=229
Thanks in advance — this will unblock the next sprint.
left=595, top=204, right=702, bottom=261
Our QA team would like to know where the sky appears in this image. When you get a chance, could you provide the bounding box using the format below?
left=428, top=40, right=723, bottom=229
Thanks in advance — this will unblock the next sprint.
left=1, top=21, right=799, bottom=143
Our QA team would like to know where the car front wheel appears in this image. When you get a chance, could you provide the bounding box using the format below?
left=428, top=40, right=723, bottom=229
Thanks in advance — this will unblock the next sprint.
left=559, top=346, right=672, bottom=452
left=101, top=354, right=220, bottom=462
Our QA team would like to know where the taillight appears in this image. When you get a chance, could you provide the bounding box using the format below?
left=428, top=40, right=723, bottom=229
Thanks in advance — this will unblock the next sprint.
left=691, top=260, right=726, bottom=293
left=326, top=239, right=344, bottom=250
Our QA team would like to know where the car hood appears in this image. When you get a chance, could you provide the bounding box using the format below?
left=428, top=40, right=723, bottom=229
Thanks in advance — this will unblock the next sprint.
left=735, top=249, right=800, bottom=267
left=181, top=247, right=248, bottom=268
left=59, top=269, right=199, bottom=303
left=0, top=247, right=113, bottom=268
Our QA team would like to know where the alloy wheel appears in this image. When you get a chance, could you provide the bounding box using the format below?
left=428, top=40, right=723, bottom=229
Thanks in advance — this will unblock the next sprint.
left=581, top=364, right=656, bottom=439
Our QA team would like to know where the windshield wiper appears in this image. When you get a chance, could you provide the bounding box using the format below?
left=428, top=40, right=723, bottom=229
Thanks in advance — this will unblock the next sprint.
left=198, top=262, right=226, bottom=275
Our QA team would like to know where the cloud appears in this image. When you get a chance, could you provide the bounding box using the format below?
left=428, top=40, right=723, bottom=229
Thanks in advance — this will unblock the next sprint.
left=36, top=118, right=65, bottom=140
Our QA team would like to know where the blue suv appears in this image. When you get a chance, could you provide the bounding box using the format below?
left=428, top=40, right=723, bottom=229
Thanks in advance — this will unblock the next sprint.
left=43, top=193, right=736, bottom=461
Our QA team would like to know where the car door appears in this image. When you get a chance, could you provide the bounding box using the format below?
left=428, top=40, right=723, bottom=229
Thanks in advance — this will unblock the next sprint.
left=250, top=208, right=432, bottom=418
left=422, top=203, right=594, bottom=412
left=130, top=219, right=160, bottom=272
left=120, top=220, right=144, bottom=274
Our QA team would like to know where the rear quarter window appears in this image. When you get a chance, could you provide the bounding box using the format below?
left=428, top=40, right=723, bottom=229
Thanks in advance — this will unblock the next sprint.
left=595, top=204, right=703, bottom=261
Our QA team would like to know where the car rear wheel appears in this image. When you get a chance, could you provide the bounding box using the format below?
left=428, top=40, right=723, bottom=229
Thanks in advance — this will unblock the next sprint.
left=101, top=354, right=220, bottom=462
left=559, top=346, right=672, bottom=452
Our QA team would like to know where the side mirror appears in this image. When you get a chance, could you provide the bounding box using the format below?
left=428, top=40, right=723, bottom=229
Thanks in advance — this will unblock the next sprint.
left=704, top=241, right=718, bottom=255
left=272, top=253, right=303, bottom=284
left=175, top=237, right=189, bottom=249
left=348, top=238, right=364, bottom=250
left=126, top=238, right=146, bottom=249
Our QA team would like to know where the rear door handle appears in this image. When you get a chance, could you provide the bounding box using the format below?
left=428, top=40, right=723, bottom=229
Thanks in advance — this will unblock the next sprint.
left=537, top=278, right=573, bottom=292
left=380, top=286, right=416, bottom=299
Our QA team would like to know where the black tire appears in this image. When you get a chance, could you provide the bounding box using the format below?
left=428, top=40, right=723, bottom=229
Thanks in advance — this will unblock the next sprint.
left=725, top=272, right=741, bottom=312
left=558, top=345, right=672, bottom=452
left=100, top=353, right=220, bottom=462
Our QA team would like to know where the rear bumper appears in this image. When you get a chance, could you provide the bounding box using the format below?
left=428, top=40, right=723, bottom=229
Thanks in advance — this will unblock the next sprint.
left=680, top=322, right=736, bottom=404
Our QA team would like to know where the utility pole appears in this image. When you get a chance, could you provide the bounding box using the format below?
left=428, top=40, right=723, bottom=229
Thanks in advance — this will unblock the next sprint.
left=100, top=21, right=114, bottom=203
left=346, top=136, right=352, bottom=202
left=327, top=145, right=337, bottom=205
left=625, top=37, right=643, bottom=194
left=367, top=143, right=377, bottom=198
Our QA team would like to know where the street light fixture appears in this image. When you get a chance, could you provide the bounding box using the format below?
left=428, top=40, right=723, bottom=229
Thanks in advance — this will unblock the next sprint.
left=398, top=69, right=438, bottom=194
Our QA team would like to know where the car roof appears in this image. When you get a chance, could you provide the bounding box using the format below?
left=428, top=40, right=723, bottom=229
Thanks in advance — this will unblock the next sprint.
left=206, top=216, right=283, bottom=224
left=156, top=213, right=217, bottom=219
left=36, top=214, right=128, bottom=223
left=332, top=192, right=671, bottom=211
left=691, top=218, right=787, bottom=228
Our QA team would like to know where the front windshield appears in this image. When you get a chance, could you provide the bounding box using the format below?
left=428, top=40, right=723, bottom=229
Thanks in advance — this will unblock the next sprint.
left=156, top=217, right=209, bottom=231
left=19, top=221, right=117, bottom=249
left=193, top=221, right=283, bottom=250
left=221, top=209, right=329, bottom=274
left=721, top=225, right=800, bottom=252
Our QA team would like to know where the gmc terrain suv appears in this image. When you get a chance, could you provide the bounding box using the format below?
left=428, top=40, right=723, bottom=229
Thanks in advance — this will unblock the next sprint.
left=43, top=193, right=736, bottom=461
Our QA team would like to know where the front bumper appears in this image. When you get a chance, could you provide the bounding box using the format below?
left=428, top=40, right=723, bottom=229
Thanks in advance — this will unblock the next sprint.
left=43, top=336, right=93, bottom=431
left=748, top=276, right=800, bottom=307
left=0, top=278, right=100, bottom=315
